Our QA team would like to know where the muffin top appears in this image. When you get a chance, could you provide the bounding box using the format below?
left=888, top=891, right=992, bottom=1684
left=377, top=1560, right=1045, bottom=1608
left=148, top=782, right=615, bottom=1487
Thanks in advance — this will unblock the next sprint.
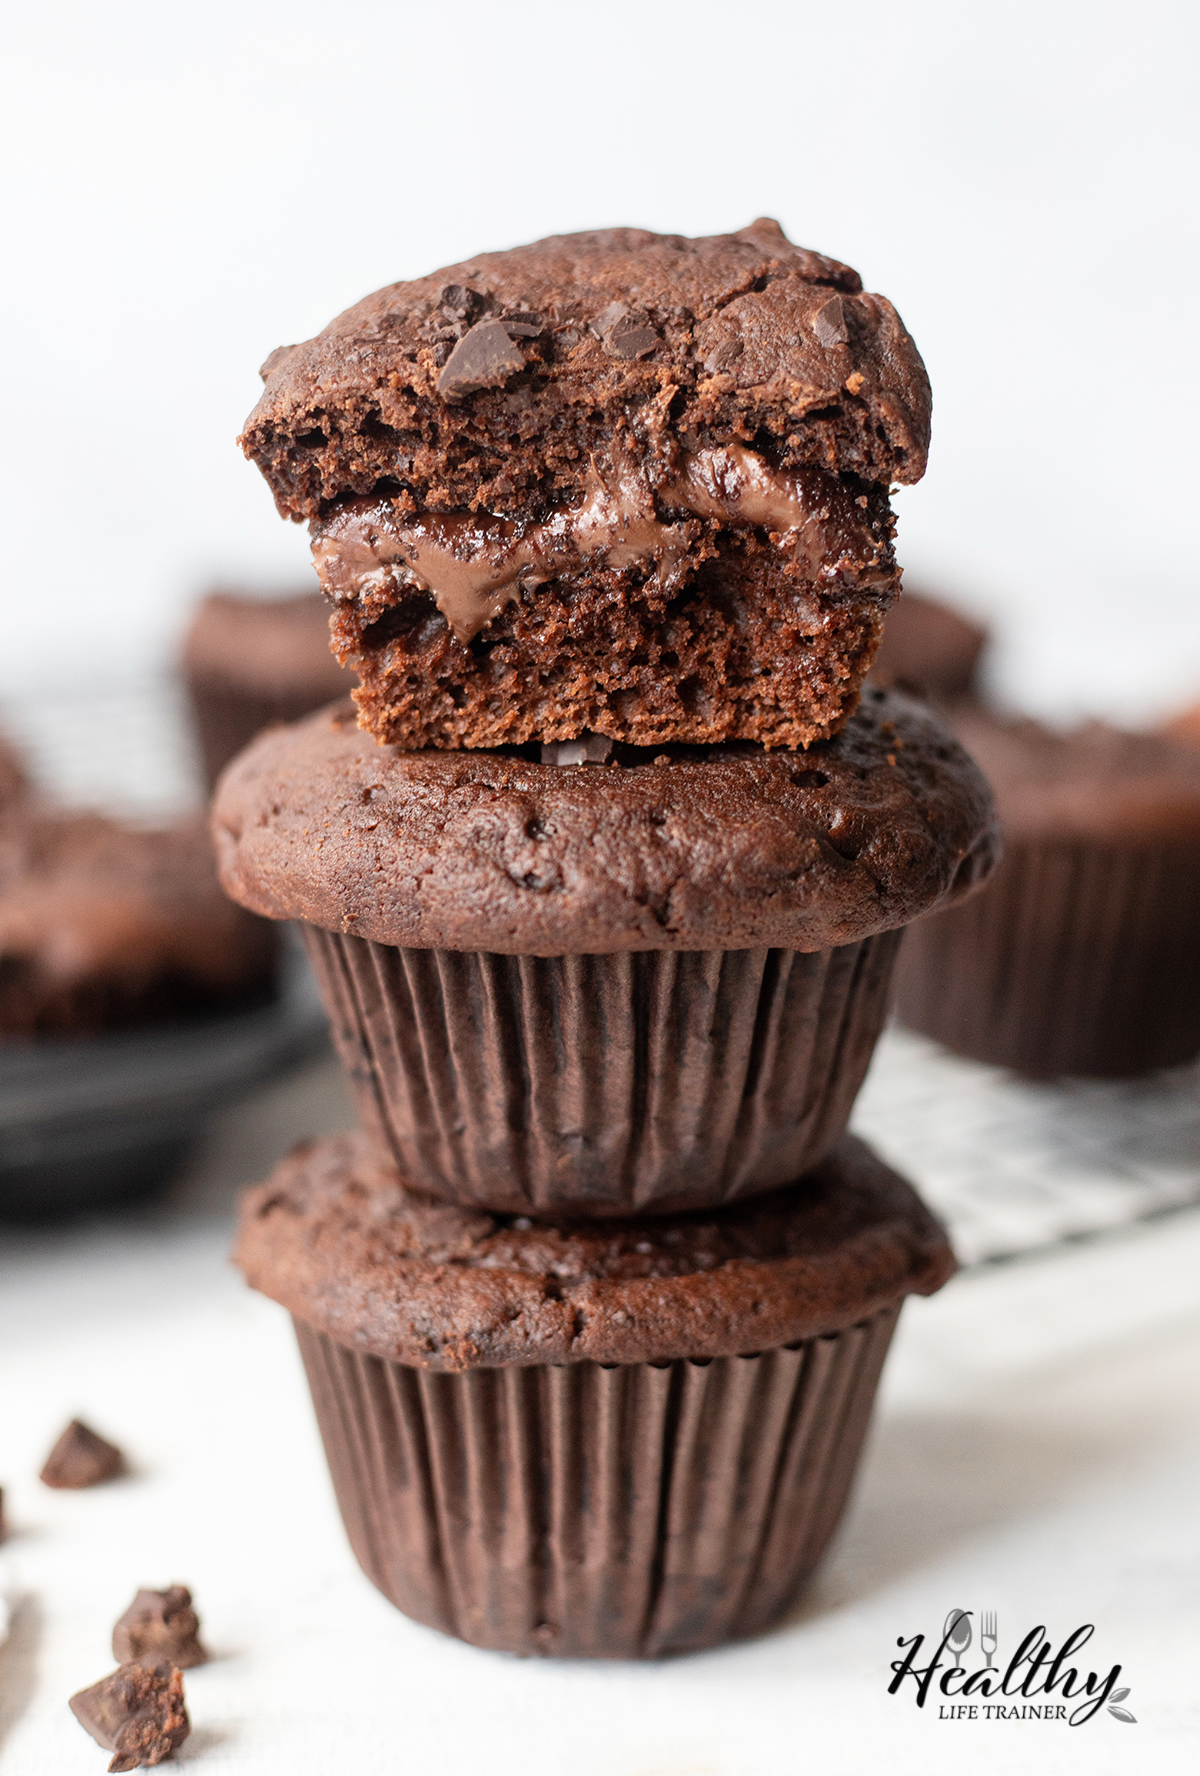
left=211, top=686, right=998, bottom=954
left=0, top=808, right=274, bottom=1035
left=0, top=734, right=29, bottom=812
left=182, top=589, right=350, bottom=699
left=241, top=221, right=930, bottom=525
left=235, top=1131, right=954, bottom=1369
left=871, top=590, right=988, bottom=700
left=950, top=709, right=1200, bottom=843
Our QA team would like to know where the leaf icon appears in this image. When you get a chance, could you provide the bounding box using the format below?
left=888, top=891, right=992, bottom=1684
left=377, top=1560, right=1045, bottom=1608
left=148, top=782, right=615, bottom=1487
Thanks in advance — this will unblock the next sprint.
left=1108, top=1706, right=1137, bottom=1723
left=1108, top=1689, right=1130, bottom=1704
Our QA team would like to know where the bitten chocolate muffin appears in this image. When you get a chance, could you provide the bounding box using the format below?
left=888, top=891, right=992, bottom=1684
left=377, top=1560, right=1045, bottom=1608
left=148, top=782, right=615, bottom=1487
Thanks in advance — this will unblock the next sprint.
left=893, top=710, right=1200, bottom=1077
left=213, top=687, right=996, bottom=1214
left=182, top=588, right=353, bottom=788
left=0, top=809, right=275, bottom=1037
left=240, top=221, right=931, bottom=751
left=235, top=1129, right=954, bottom=1656
left=871, top=589, right=988, bottom=700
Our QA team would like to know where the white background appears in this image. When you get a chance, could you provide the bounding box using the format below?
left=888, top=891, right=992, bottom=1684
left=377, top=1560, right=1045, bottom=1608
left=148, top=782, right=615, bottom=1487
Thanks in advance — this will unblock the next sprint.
left=2, top=0, right=1198, bottom=721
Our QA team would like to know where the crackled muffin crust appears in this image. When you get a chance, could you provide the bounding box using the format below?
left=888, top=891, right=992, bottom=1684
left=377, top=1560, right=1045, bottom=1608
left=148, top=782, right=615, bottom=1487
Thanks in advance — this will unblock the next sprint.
left=235, top=1131, right=955, bottom=1369
left=211, top=686, right=997, bottom=955
left=240, top=222, right=930, bottom=751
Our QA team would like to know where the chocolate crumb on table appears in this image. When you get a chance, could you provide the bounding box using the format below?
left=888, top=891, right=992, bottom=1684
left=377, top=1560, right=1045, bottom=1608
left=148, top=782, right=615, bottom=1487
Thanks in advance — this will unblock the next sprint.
left=39, top=1420, right=126, bottom=1489
left=69, top=1661, right=189, bottom=1772
left=113, top=1587, right=208, bottom=1670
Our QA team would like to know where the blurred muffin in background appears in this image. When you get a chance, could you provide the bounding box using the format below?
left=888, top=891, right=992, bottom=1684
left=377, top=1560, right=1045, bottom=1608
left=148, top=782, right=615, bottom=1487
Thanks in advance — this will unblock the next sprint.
left=182, top=588, right=352, bottom=789
left=871, top=588, right=988, bottom=700
left=0, top=808, right=275, bottom=1038
left=1161, top=701, right=1200, bottom=748
left=893, top=708, right=1200, bottom=1079
left=0, top=733, right=29, bottom=812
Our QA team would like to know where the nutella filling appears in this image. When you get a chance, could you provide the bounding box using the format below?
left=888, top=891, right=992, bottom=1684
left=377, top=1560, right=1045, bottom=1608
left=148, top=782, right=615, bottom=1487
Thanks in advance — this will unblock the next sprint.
left=312, top=445, right=890, bottom=645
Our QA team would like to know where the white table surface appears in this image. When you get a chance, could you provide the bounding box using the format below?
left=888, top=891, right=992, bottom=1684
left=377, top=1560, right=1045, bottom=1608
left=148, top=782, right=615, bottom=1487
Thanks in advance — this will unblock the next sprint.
left=1, top=1048, right=1197, bottom=1776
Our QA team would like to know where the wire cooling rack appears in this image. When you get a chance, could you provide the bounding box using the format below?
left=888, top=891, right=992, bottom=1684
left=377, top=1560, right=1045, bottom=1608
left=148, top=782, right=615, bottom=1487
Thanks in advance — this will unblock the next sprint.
left=852, top=1024, right=1200, bottom=1266
left=0, top=677, right=203, bottom=823
left=4, top=677, right=1199, bottom=1263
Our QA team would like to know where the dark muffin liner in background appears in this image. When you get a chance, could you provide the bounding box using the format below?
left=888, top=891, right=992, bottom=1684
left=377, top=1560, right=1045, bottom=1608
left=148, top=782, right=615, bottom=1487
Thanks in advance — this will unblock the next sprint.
left=295, top=1304, right=899, bottom=1659
left=893, top=839, right=1200, bottom=1079
left=302, top=926, right=903, bottom=1217
left=186, top=682, right=330, bottom=794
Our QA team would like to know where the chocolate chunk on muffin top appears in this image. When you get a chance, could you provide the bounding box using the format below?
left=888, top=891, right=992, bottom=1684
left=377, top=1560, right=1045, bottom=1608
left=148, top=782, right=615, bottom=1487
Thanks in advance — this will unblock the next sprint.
left=234, top=1130, right=955, bottom=1369
left=211, top=685, right=998, bottom=955
left=243, top=220, right=930, bottom=525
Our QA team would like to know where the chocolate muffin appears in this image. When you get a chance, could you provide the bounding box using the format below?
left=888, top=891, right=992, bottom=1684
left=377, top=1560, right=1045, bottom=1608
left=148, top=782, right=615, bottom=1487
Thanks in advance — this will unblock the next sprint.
left=235, top=1129, right=954, bottom=1657
left=1161, top=702, right=1200, bottom=748
left=893, top=710, right=1200, bottom=1077
left=240, top=221, right=931, bottom=752
left=182, top=588, right=353, bottom=788
left=0, top=734, right=28, bottom=812
left=213, top=686, right=996, bottom=1215
left=0, top=808, right=275, bottom=1037
left=871, top=589, right=988, bottom=700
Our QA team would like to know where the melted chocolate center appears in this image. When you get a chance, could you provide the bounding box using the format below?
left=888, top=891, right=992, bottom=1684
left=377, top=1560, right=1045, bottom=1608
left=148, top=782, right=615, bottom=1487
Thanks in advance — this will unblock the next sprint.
left=311, top=445, right=890, bottom=644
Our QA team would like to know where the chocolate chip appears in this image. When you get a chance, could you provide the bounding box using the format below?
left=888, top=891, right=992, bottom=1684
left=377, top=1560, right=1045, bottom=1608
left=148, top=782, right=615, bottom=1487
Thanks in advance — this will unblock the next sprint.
left=587, top=301, right=661, bottom=359
left=703, top=336, right=745, bottom=373
left=540, top=734, right=614, bottom=766
left=812, top=295, right=849, bottom=348
left=40, top=1420, right=125, bottom=1490
left=258, top=344, right=295, bottom=382
left=437, top=321, right=527, bottom=400
left=501, top=312, right=543, bottom=337
left=605, top=316, right=660, bottom=359
left=69, top=1662, right=189, bottom=1773
left=591, top=300, right=629, bottom=338
left=439, top=283, right=488, bottom=323
left=113, top=1587, right=208, bottom=1671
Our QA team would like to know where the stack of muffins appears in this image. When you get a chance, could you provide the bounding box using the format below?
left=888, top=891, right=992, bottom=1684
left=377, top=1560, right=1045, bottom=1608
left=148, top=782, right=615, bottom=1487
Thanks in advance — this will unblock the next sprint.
left=214, top=223, right=998, bottom=1657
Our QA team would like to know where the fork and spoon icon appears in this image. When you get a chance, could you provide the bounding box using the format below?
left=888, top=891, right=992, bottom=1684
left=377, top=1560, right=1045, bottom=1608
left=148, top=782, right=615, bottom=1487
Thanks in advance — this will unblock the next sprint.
left=944, top=1609, right=999, bottom=1670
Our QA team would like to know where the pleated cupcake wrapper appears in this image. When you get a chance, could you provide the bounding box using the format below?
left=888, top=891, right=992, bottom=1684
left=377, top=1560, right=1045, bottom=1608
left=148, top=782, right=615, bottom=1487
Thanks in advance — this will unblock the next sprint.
left=302, top=928, right=903, bottom=1216
left=893, top=838, right=1200, bottom=1079
left=294, top=1304, right=900, bottom=1658
left=188, top=680, right=346, bottom=791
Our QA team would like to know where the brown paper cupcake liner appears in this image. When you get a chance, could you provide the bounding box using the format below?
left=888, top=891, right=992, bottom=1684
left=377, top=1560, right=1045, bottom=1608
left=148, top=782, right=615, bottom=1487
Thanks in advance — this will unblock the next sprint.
left=188, top=682, right=284, bottom=793
left=294, top=1304, right=900, bottom=1658
left=893, top=838, right=1200, bottom=1078
left=302, top=927, right=903, bottom=1216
